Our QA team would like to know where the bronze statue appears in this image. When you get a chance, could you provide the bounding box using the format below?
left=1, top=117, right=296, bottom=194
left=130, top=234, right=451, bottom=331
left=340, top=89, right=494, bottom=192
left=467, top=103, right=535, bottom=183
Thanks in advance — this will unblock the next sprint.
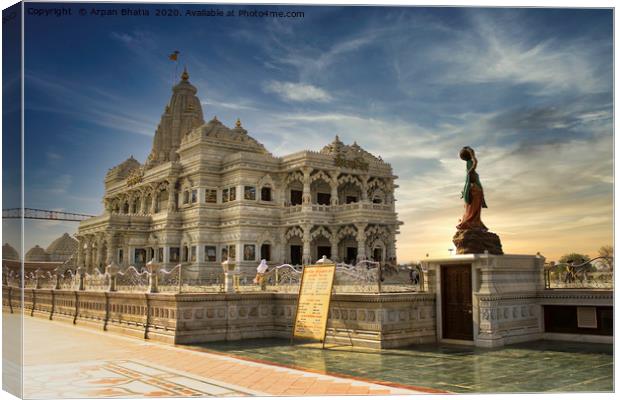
left=457, top=146, right=487, bottom=231
left=452, top=147, right=503, bottom=255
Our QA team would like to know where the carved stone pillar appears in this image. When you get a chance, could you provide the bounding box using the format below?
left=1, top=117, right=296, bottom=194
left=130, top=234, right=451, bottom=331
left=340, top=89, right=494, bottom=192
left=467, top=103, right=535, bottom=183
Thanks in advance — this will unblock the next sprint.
left=106, top=235, right=115, bottom=265
left=96, top=238, right=105, bottom=271
left=150, top=184, right=158, bottom=214
left=302, top=167, right=312, bottom=205
left=388, top=226, right=397, bottom=262
left=167, top=179, right=178, bottom=212
left=140, top=194, right=148, bottom=215
left=355, top=223, right=368, bottom=262
left=86, top=239, right=94, bottom=271
left=302, top=224, right=312, bottom=264
left=361, top=174, right=369, bottom=202
left=330, top=171, right=339, bottom=206
left=386, top=179, right=394, bottom=205
left=330, top=234, right=339, bottom=263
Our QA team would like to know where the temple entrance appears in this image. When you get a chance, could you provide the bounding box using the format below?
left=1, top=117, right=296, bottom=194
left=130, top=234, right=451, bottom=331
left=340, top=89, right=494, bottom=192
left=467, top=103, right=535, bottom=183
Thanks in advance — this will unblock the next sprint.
left=346, top=247, right=357, bottom=265
left=290, top=245, right=302, bottom=265
left=441, top=264, right=473, bottom=341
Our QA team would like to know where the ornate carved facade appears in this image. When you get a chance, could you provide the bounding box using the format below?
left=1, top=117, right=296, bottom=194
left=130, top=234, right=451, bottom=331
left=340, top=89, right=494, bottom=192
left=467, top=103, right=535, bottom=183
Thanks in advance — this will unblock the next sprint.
left=77, top=70, right=401, bottom=275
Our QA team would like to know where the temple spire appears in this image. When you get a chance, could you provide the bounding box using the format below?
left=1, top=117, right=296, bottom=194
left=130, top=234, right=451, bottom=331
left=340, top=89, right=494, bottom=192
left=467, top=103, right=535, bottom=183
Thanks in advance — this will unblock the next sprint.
left=147, top=67, right=205, bottom=167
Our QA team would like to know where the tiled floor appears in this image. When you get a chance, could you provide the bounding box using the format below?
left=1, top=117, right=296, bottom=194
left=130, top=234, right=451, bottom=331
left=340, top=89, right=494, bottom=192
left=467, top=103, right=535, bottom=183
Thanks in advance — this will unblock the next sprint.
left=199, top=338, right=614, bottom=393
left=16, top=315, right=424, bottom=398
left=25, top=360, right=250, bottom=398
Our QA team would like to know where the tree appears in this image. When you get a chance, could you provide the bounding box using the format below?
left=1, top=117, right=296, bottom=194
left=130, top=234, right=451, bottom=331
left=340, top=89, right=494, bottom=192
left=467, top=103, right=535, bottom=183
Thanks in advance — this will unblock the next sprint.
left=558, top=253, right=593, bottom=271
left=597, top=245, right=614, bottom=272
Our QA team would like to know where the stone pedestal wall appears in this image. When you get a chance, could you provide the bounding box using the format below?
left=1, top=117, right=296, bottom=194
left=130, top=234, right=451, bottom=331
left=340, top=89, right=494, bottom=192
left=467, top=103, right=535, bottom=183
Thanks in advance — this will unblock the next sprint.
left=4, top=287, right=435, bottom=349
left=424, top=253, right=547, bottom=347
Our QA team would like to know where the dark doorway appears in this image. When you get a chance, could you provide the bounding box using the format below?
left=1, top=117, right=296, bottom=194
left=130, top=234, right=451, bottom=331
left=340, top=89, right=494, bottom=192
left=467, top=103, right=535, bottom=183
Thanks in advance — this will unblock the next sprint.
left=290, top=245, right=302, bottom=265
left=441, top=264, right=473, bottom=340
left=317, top=246, right=331, bottom=260
left=346, top=247, right=358, bottom=264
left=345, top=196, right=358, bottom=204
left=290, top=190, right=303, bottom=206
left=372, top=248, right=383, bottom=262
left=260, top=244, right=271, bottom=261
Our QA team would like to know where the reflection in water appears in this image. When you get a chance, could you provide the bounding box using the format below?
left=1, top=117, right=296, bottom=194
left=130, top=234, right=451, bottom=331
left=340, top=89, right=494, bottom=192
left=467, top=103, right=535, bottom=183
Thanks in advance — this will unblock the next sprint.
left=198, top=339, right=613, bottom=393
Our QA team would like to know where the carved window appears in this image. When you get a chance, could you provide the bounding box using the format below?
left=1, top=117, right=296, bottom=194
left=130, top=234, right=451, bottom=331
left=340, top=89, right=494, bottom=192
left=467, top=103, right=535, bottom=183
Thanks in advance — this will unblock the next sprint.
left=190, top=246, right=197, bottom=262
left=183, top=191, right=189, bottom=204
left=157, top=248, right=163, bottom=263
left=261, top=244, right=271, bottom=261
left=205, top=189, right=217, bottom=203
left=229, top=187, right=236, bottom=201
left=182, top=246, right=189, bottom=262
left=244, top=186, right=256, bottom=200
left=222, top=188, right=229, bottom=203
left=317, top=192, right=331, bottom=205
left=118, top=249, right=124, bottom=263
left=134, top=248, right=146, bottom=265
left=372, top=197, right=382, bottom=204
left=243, top=244, right=256, bottom=261
left=228, top=244, right=236, bottom=260
left=261, top=187, right=272, bottom=202
left=170, top=247, right=180, bottom=263
left=221, top=246, right=228, bottom=261
left=191, top=189, right=197, bottom=203
left=290, top=190, right=303, bottom=206
left=205, top=246, right=216, bottom=262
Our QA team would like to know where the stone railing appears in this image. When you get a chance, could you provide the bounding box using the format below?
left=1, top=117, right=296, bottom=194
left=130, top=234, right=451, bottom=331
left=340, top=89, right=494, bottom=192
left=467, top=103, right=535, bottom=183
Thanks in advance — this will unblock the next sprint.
left=282, top=202, right=393, bottom=215
left=5, top=260, right=425, bottom=295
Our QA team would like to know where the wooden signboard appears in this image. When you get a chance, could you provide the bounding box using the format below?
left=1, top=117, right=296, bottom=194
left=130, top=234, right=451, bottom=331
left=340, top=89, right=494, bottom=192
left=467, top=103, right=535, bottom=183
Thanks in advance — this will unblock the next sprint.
left=292, top=263, right=336, bottom=344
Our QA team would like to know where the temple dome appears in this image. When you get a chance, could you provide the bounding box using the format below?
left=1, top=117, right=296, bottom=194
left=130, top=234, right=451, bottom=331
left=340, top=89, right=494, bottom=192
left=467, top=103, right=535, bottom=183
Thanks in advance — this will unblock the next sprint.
left=25, top=245, right=50, bottom=262
left=105, top=156, right=141, bottom=183
left=2, top=243, right=19, bottom=260
left=320, top=136, right=384, bottom=165
left=46, top=233, right=78, bottom=262
left=181, top=116, right=269, bottom=155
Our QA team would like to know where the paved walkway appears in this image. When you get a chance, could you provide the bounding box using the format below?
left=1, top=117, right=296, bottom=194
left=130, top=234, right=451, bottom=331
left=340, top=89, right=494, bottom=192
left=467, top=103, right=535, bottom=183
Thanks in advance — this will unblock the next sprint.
left=17, top=315, right=426, bottom=398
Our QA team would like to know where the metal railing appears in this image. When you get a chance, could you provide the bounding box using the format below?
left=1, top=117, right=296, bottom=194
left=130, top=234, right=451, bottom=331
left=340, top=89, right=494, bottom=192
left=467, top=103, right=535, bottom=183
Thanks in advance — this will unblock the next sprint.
left=544, top=257, right=613, bottom=289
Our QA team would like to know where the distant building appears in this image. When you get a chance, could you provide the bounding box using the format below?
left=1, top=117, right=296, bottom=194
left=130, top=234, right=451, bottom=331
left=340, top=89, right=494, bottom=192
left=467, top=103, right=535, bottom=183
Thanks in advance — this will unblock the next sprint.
left=77, top=70, right=401, bottom=275
left=2, top=233, right=77, bottom=273
left=2, top=243, right=19, bottom=261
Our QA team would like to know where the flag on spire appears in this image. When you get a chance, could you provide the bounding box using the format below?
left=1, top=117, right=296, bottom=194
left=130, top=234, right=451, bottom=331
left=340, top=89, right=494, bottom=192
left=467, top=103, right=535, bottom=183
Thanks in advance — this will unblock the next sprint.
left=168, top=50, right=180, bottom=61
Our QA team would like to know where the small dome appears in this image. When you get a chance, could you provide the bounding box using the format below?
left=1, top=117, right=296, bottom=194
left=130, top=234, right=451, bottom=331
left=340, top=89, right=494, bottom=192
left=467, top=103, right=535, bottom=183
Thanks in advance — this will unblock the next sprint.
left=2, top=243, right=19, bottom=260
left=46, top=233, right=78, bottom=262
left=25, top=245, right=50, bottom=262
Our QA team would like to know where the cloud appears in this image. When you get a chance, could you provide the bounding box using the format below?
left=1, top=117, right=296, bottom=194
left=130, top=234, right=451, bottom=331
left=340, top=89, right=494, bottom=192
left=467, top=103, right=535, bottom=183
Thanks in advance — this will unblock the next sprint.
left=201, top=99, right=258, bottom=111
left=25, top=73, right=155, bottom=136
left=264, top=81, right=333, bottom=102
left=428, top=13, right=610, bottom=95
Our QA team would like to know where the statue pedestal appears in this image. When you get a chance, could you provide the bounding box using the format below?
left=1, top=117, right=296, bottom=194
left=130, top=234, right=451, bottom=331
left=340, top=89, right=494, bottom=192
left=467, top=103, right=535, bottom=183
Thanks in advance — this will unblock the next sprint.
left=422, top=253, right=546, bottom=347
left=453, top=229, right=503, bottom=255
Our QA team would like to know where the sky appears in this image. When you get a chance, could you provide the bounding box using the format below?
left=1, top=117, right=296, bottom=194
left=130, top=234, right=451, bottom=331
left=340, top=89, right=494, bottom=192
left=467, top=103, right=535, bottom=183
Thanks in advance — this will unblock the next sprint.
left=7, top=3, right=613, bottom=262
